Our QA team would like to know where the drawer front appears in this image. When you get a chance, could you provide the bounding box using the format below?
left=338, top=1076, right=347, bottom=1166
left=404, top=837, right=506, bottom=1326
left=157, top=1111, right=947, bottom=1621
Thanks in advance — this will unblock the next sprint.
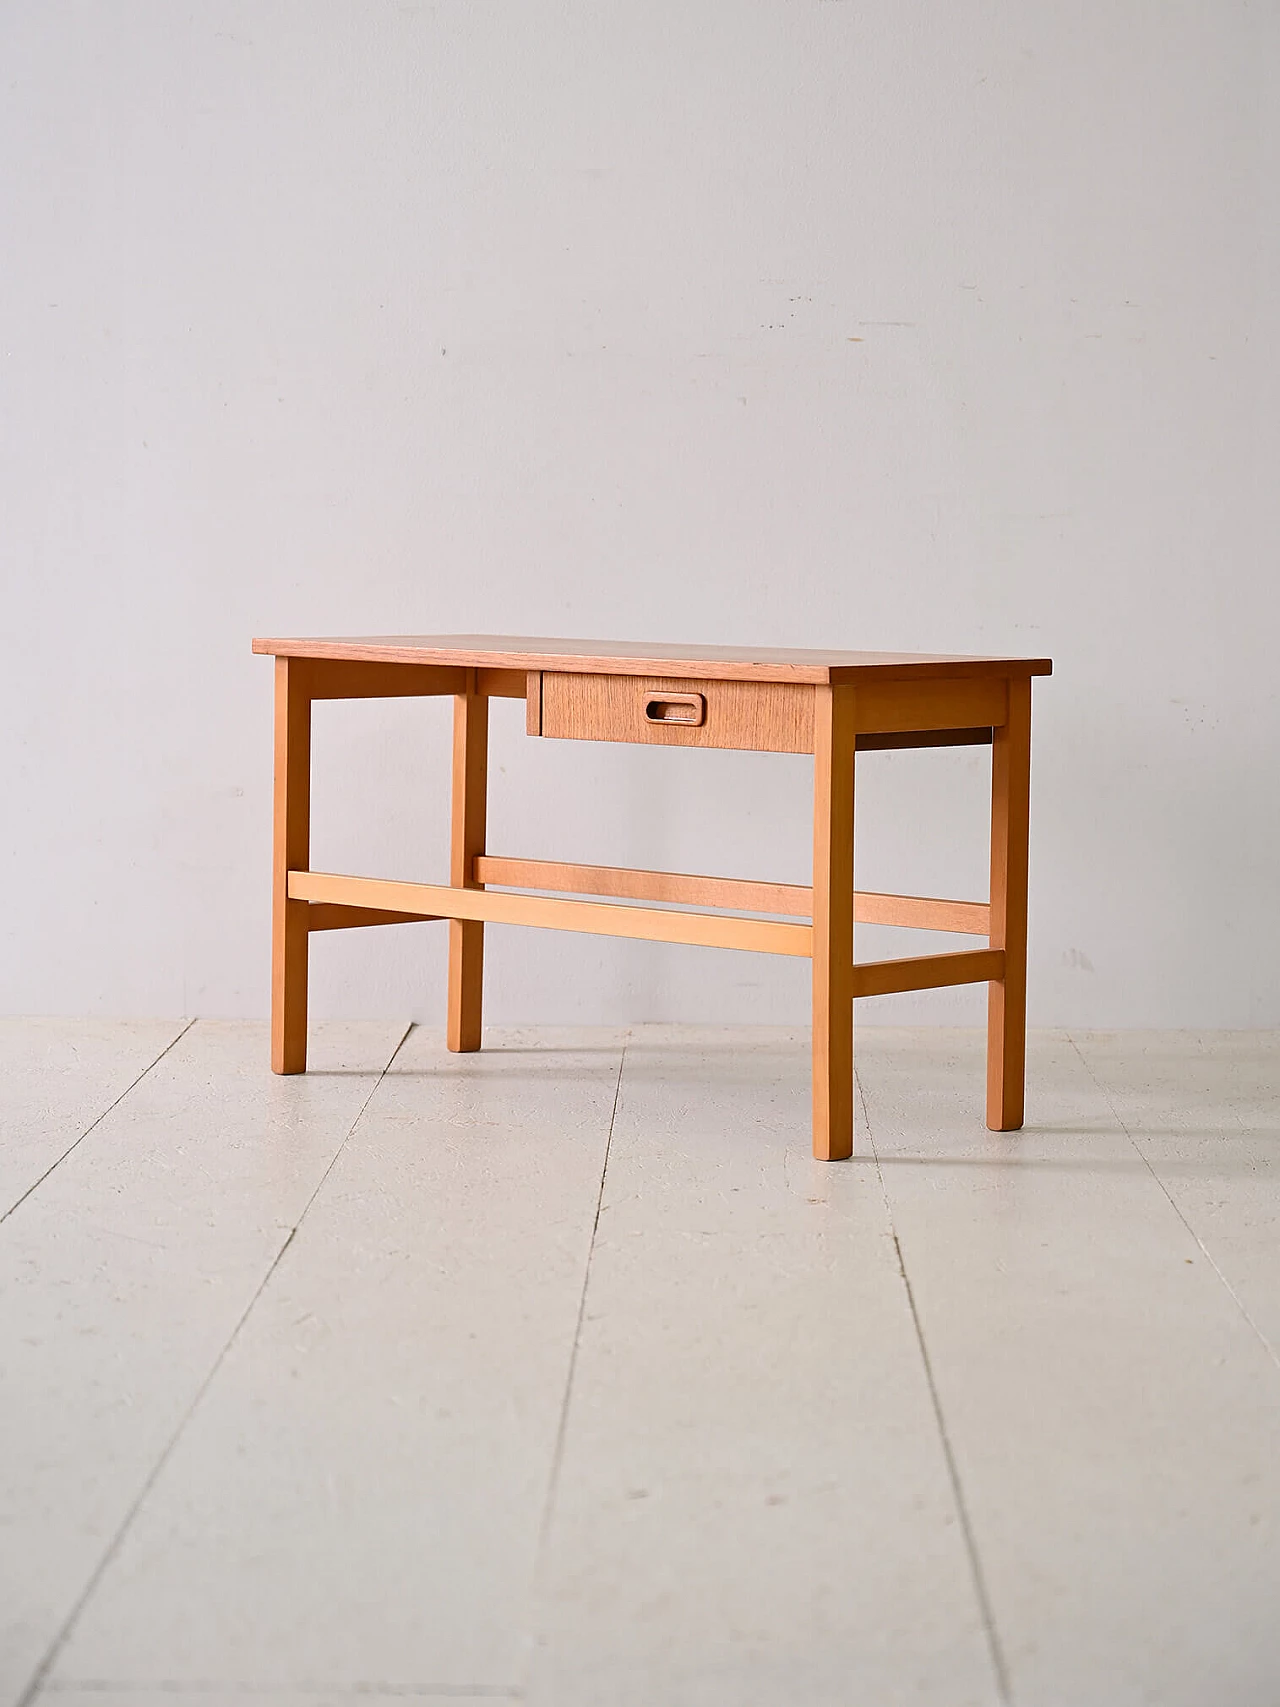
left=537, top=673, right=815, bottom=754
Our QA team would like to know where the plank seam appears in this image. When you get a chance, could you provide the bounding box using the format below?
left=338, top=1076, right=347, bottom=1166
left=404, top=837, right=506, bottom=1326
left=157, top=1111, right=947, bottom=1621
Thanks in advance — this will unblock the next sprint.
left=857, top=1069, right=1013, bottom=1707
left=12, top=1021, right=416, bottom=1707
left=528, top=1034, right=629, bottom=1673
left=1066, top=1034, right=1280, bottom=1374
left=0, top=1019, right=197, bottom=1228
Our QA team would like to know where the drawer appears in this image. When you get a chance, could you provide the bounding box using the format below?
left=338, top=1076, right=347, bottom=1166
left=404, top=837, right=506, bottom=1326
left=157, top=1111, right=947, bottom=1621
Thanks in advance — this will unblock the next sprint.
left=531, top=672, right=815, bottom=754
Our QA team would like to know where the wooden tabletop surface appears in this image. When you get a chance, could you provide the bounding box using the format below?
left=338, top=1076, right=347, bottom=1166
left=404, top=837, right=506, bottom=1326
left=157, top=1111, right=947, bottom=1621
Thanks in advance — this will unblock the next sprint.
left=252, top=635, right=1053, bottom=685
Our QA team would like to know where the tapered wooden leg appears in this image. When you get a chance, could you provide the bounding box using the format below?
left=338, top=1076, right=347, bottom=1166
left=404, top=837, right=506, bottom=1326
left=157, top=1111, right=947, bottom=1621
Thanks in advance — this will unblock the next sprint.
left=271, top=657, right=311, bottom=1073
left=447, top=675, right=489, bottom=1052
left=812, top=683, right=856, bottom=1160
left=987, top=677, right=1032, bottom=1129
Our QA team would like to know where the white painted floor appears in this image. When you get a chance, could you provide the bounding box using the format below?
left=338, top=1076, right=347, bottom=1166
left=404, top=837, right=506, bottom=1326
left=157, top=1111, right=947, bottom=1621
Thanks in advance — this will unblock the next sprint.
left=2, top=1022, right=1278, bottom=1707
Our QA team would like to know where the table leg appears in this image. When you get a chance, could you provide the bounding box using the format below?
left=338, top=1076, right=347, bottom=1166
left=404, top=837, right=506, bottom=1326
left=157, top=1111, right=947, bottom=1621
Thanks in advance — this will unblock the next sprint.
left=812, top=683, right=856, bottom=1159
left=447, top=675, right=489, bottom=1052
left=987, top=677, right=1032, bottom=1129
left=271, top=656, right=311, bottom=1073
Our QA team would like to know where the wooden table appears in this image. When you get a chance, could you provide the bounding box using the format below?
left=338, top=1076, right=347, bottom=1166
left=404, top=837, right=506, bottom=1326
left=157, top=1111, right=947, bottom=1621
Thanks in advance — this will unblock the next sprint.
left=252, top=635, right=1052, bottom=1159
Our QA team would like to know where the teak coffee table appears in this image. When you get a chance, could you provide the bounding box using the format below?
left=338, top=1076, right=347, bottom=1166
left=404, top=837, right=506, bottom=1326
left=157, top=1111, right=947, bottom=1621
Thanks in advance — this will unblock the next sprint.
left=252, top=635, right=1051, bottom=1159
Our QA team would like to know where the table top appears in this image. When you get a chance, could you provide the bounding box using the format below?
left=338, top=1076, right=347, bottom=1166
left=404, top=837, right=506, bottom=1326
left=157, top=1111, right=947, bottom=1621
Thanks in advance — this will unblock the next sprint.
left=252, top=634, right=1053, bottom=686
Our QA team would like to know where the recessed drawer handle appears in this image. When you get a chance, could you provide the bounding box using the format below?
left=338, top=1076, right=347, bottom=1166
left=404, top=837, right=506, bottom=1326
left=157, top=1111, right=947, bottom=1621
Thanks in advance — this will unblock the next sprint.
left=644, top=692, right=706, bottom=727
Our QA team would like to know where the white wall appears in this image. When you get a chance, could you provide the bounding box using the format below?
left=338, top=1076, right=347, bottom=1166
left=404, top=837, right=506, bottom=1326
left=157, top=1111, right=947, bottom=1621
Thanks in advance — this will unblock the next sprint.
left=2, top=1, right=1276, bottom=1027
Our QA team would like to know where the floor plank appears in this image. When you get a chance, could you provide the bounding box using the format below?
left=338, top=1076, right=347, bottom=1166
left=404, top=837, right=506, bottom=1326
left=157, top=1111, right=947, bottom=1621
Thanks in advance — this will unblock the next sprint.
left=0, top=1018, right=189, bottom=1220
left=859, top=1028, right=1280, bottom=1707
left=1072, top=1029, right=1280, bottom=1360
left=47, top=1029, right=625, bottom=1697
left=8, top=1024, right=1279, bottom=1707
left=527, top=1026, right=997, bottom=1707
left=0, top=1020, right=407, bottom=1707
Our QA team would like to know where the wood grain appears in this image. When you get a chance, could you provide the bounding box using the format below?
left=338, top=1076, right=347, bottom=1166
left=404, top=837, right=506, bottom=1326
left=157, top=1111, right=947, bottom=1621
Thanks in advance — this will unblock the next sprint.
left=253, top=634, right=1053, bottom=686
left=447, top=674, right=488, bottom=1053
left=292, top=871, right=1000, bottom=994
left=855, top=727, right=994, bottom=752
left=987, top=675, right=1032, bottom=1130
left=473, top=855, right=989, bottom=934
left=476, top=667, right=527, bottom=698
left=852, top=676, right=1008, bottom=735
left=540, top=673, right=814, bottom=753
left=289, top=871, right=814, bottom=957
left=288, top=659, right=467, bottom=700
left=271, top=658, right=310, bottom=1074
left=812, top=683, right=857, bottom=1160
left=857, top=890, right=991, bottom=935
left=525, top=670, right=542, bottom=736
left=474, top=856, right=811, bottom=916
left=853, top=948, right=1004, bottom=999
left=305, top=904, right=439, bottom=930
